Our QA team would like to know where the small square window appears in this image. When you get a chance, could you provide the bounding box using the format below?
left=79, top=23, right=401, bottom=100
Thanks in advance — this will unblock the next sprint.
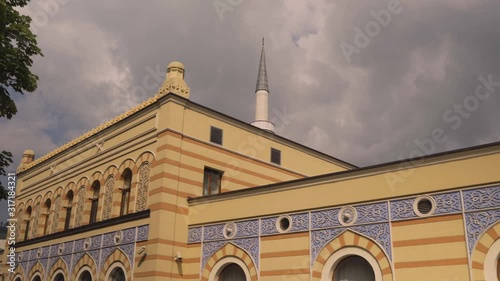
left=271, top=148, right=281, bottom=165
left=210, top=126, right=223, bottom=145
left=203, top=167, right=223, bottom=196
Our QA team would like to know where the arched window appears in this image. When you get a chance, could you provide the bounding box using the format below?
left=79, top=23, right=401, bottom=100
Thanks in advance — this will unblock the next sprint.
left=219, top=264, right=246, bottom=281
left=78, top=270, right=92, bottom=281
left=89, top=181, right=100, bottom=224
left=14, top=277, right=22, bottom=281
left=32, top=276, right=42, bottom=281
left=108, top=266, right=126, bottom=281
left=120, top=169, right=132, bottom=216
left=24, top=206, right=32, bottom=241
left=333, top=256, right=375, bottom=281
left=43, top=199, right=51, bottom=235
left=64, top=191, right=74, bottom=231
left=53, top=272, right=65, bottom=281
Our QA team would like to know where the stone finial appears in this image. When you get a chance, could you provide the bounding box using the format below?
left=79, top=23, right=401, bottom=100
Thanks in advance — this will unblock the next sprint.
left=157, top=61, right=190, bottom=99
left=19, top=149, right=35, bottom=169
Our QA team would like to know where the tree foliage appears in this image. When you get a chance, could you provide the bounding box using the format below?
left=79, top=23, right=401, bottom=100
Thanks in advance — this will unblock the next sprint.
left=0, top=0, right=43, bottom=199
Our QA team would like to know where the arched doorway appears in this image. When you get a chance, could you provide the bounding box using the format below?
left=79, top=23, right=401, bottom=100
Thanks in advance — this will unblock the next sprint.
left=333, top=255, right=375, bottom=281
left=219, top=263, right=246, bottom=281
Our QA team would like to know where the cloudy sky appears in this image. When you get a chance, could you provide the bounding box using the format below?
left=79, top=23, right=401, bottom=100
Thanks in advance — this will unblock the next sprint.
left=1, top=0, right=500, bottom=220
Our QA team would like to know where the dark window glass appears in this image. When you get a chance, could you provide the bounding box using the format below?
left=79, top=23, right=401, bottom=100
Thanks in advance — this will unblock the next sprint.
left=333, top=255, right=375, bottom=281
left=90, top=181, right=100, bottom=223
left=24, top=206, right=32, bottom=241
left=78, top=270, right=92, bottom=281
left=210, top=126, right=223, bottom=145
left=109, top=267, right=126, bottom=281
left=54, top=273, right=65, bottom=281
left=271, top=148, right=281, bottom=165
left=120, top=169, right=132, bottom=216
left=64, top=191, right=74, bottom=231
left=203, top=168, right=223, bottom=196
left=43, top=199, right=51, bottom=235
left=219, top=264, right=246, bottom=281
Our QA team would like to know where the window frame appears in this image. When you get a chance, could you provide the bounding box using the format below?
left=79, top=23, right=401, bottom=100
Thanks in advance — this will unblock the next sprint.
left=89, top=181, right=100, bottom=224
left=210, top=126, right=223, bottom=145
left=203, top=167, right=223, bottom=196
left=43, top=199, right=51, bottom=235
left=270, top=148, right=281, bottom=165
left=24, top=206, right=32, bottom=241
left=208, top=257, right=251, bottom=281
left=64, top=191, right=74, bottom=231
left=321, top=247, right=382, bottom=281
left=120, top=169, right=132, bottom=216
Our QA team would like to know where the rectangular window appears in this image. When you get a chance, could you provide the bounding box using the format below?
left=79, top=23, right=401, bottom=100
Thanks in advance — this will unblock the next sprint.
left=120, top=190, right=130, bottom=216
left=271, top=148, right=281, bottom=165
left=24, top=220, right=30, bottom=241
left=90, top=199, right=99, bottom=224
left=210, top=126, right=223, bottom=145
left=43, top=214, right=50, bottom=235
left=64, top=207, right=71, bottom=231
left=203, top=167, right=223, bottom=196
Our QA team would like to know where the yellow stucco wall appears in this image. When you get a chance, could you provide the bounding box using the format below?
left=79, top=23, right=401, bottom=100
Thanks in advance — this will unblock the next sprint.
left=5, top=94, right=357, bottom=281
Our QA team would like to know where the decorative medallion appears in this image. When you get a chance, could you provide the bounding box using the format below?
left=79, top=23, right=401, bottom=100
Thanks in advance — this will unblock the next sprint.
left=338, top=206, right=357, bottom=226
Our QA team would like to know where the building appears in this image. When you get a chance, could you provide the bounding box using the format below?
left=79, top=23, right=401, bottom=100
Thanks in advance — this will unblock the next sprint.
left=2, top=41, right=499, bottom=281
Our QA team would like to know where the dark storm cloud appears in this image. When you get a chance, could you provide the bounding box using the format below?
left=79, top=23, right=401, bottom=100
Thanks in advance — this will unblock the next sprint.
left=2, top=0, right=500, bottom=173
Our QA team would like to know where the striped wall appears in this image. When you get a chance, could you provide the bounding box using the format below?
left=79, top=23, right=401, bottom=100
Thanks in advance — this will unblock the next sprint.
left=392, top=214, right=469, bottom=280
left=186, top=184, right=500, bottom=281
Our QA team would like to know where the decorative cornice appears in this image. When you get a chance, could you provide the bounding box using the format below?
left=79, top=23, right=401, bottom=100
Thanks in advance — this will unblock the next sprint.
left=157, top=77, right=190, bottom=98
left=17, top=92, right=169, bottom=173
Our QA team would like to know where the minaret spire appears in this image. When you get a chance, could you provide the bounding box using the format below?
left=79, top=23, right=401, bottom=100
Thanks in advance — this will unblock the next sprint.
left=256, top=37, right=269, bottom=92
left=251, top=38, right=275, bottom=133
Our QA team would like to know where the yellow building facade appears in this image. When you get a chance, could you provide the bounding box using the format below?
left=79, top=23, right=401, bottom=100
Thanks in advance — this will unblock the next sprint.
left=2, top=48, right=499, bottom=281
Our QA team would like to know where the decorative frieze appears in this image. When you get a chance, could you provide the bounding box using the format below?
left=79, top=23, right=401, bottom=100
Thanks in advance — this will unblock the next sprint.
left=18, top=224, right=148, bottom=276
left=463, top=185, right=500, bottom=211
left=193, top=184, right=499, bottom=272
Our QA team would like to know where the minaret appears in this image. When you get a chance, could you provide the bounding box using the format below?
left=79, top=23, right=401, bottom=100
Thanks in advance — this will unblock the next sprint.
left=251, top=38, right=275, bottom=133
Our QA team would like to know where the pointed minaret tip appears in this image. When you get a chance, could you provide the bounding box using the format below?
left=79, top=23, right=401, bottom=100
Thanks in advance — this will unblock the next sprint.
left=251, top=38, right=275, bottom=133
left=256, top=38, right=269, bottom=93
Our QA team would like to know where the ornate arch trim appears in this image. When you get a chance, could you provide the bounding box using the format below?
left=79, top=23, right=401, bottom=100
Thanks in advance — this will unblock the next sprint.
left=202, top=243, right=258, bottom=281
left=471, top=221, right=500, bottom=281
left=48, top=258, right=69, bottom=280
left=312, top=230, right=393, bottom=281
left=71, top=257, right=97, bottom=281
left=27, top=261, right=45, bottom=280
left=99, top=248, right=132, bottom=280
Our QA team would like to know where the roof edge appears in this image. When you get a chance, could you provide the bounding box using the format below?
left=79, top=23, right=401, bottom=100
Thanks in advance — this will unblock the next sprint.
left=188, top=140, right=500, bottom=205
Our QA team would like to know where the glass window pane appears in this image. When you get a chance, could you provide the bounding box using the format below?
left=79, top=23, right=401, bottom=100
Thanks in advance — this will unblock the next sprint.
left=220, top=264, right=245, bottom=281
left=334, top=256, right=375, bottom=281
left=210, top=172, right=219, bottom=195
left=203, top=172, right=210, bottom=195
